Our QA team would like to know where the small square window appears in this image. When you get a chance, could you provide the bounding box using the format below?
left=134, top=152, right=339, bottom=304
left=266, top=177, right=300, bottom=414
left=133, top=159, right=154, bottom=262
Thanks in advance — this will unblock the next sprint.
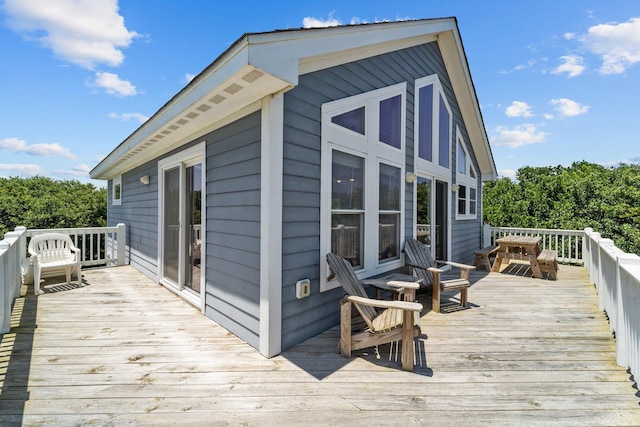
left=112, top=176, right=122, bottom=206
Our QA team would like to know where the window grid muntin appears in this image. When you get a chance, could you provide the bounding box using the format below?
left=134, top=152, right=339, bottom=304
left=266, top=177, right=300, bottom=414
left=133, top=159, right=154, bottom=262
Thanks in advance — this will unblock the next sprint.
left=321, top=83, right=406, bottom=290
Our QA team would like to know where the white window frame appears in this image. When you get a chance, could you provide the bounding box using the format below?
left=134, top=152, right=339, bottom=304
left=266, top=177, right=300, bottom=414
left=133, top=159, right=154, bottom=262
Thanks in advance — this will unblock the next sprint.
left=414, top=75, right=452, bottom=178
left=320, top=83, right=407, bottom=291
left=455, top=129, right=477, bottom=220
left=112, top=175, right=122, bottom=206
left=157, top=142, right=206, bottom=311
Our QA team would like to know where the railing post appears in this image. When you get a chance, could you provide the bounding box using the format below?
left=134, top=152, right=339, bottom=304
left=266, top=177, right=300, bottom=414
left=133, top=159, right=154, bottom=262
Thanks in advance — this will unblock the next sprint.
left=0, top=226, right=27, bottom=334
left=483, top=224, right=491, bottom=247
left=116, top=223, right=126, bottom=266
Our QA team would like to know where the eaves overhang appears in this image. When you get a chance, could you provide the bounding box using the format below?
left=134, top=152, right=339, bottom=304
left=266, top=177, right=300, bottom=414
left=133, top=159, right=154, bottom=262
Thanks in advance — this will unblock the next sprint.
left=91, top=41, right=293, bottom=180
left=92, top=18, right=497, bottom=182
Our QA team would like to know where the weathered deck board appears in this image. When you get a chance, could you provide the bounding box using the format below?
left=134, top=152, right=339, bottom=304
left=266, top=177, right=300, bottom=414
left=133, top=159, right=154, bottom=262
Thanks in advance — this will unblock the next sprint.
left=1, top=264, right=639, bottom=426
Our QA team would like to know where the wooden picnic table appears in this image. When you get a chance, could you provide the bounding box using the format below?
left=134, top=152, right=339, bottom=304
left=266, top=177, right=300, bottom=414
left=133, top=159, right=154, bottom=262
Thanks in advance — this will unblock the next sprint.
left=491, top=235, right=543, bottom=278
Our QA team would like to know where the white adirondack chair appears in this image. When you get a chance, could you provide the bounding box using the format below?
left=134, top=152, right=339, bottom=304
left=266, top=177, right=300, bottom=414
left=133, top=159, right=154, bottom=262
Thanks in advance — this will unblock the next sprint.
left=28, top=233, right=82, bottom=295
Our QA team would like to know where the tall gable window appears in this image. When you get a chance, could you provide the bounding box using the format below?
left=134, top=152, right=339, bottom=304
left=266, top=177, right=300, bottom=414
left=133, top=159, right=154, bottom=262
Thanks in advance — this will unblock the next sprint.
left=415, top=75, right=452, bottom=175
left=321, top=83, right=407, bottom=291
left=456, top=130, right=477, bottom=220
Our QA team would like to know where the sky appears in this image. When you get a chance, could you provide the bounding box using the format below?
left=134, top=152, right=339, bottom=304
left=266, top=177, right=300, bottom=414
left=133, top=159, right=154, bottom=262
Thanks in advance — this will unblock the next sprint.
left=0, top=0, right=639, bottom=185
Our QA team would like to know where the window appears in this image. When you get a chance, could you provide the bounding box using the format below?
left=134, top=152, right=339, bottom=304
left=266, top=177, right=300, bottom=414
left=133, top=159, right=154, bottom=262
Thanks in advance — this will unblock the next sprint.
left=455, top=131, right=477, bottom=220
left=332, top=107, right=365, bottom=135
left=378, top=163, right=401, bottom=263
left=415, top=75, right=452, bottom=176
left=331, top=151, right=365, bottom=268
left=112, top=175, right=122, bottom=206
left=321, top=83, right=406, bottom=290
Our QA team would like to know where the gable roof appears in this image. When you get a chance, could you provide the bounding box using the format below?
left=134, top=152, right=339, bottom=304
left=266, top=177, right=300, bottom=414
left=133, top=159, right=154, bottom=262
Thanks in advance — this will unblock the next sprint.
left=91, top=18, right=497, bottom=181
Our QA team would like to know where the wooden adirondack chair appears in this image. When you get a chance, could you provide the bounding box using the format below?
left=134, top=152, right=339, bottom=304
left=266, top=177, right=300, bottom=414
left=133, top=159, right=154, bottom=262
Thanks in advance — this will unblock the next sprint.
left=326, top=253, right=423, bottom=371
left=403, top=238, right=475, bottom=313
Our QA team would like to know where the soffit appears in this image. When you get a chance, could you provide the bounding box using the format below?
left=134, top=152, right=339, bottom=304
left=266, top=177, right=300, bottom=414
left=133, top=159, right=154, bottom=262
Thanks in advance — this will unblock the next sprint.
left=91, top=64, right=291, bottom=180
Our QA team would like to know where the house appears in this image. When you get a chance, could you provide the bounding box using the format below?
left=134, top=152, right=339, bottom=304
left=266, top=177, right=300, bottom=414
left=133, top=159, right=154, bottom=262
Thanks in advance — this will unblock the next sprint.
left=90, top=18, right=497, bottom=358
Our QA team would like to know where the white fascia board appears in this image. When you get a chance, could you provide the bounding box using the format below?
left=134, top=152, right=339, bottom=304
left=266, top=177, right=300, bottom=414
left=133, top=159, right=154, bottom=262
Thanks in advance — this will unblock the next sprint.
left=438, top=30, right=497, bottom=182
left=248, top=19, right=454, bottom=81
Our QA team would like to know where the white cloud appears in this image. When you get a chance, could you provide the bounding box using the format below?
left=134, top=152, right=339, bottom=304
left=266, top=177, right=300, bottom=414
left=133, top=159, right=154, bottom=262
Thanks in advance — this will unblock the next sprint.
left=108, top=112, right=149, bottom=123
left=491, top=124, right=548, bottom=148
left=580, top=17, right=640, bottom=74
left=505, top=101, right=534, bottom=118
left=303, top=14, right=402, bottom=29
left=0, top=163, right=45, bottom=176
left=90, top=71, right=137, bottom=96
left=2, top=0, right=139, bottom=70
left=550, top=98, right=590, bottom=117
left=0, top=137, right=76, bottom=159
left=499, top=59, right=536, bottom=74
left=551, top=55, right=586, bottom=78
left=303, top=12, right=342, bottom=28
left=564, top=32, right=576, bottom=40
left=55, top=164, right=91, bottom=177
left=185, top=73, right=196, bottom=82
left=499, top=169, right=518, bottom=180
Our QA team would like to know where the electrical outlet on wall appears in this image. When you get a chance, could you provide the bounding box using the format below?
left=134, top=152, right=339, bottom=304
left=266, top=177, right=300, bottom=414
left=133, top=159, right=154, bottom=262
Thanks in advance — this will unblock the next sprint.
left=296, top=279, right=311, bottom=299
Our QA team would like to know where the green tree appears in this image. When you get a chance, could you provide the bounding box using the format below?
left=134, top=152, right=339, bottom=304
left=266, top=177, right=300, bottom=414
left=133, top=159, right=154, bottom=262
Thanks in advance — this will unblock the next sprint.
left=0, top=176, right=107, bottom=238
left=483, top=162, right=640, bottom=255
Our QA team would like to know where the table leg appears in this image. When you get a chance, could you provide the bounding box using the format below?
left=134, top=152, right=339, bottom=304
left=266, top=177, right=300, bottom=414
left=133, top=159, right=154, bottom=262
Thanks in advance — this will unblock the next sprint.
left=491, top=252, right=504, bottom=272
left=528, top=254, right=543, bottom=278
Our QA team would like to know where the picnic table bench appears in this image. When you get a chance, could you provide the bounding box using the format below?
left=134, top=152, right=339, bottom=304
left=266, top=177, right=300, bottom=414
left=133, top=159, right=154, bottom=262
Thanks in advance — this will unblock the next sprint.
left=537, top=249, right=559, bottom=280
left=473, top=244, right=499, bottom=271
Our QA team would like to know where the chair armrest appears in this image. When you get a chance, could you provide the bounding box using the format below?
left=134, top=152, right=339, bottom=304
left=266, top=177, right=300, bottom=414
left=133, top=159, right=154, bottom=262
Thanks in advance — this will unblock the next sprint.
left=346, top=295, right=422, bottom=312
left=385, top=280, right=420, bottom=290
left=444, top=261, right=476, bottom=271
left=428, top=267, right=444, bottom=274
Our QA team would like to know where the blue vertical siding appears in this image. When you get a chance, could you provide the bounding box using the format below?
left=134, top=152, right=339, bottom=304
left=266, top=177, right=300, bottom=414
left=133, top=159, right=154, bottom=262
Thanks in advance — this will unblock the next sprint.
left=280, top=41, right=482, bottom=349
left=108, top=112, right=262, bottom=350
left=205, top=111, right=262, bottom=349
left=108, top=162, right=159, bottom=281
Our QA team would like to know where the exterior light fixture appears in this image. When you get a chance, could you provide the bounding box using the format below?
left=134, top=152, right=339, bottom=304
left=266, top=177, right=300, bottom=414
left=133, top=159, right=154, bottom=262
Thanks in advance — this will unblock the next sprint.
left=405, top=172, right=417, bottom=183
left=140, top=175, right=150, bottom=185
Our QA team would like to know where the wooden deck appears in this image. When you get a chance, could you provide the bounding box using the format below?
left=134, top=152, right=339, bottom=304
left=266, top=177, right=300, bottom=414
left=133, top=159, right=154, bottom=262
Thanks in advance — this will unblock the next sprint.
left=1, top=264, right=639, bottom=426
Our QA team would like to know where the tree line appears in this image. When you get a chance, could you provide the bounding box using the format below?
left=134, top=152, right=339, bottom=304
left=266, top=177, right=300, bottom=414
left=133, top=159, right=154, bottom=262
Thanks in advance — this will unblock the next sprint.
left=2, top=163, right=639, bottom=256
left=483, top=161, right=640, bottom=255
left=0, top=176, right=107, bottom=238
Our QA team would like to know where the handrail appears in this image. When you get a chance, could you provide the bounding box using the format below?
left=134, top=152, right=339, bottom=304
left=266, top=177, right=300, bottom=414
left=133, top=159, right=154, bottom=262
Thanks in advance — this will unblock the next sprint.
left=25, top=223, right=126, bottom=268
left=583, top=228, right=640, bottom=384
left=0, top=226, right=27, bottom=333
left=484, top=225, right=584, bottom=265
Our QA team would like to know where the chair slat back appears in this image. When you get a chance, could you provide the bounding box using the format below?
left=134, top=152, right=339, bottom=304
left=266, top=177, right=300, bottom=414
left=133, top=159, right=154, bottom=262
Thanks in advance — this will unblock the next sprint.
left=326, top=253, right=377, bottom=323
left=29, top=233, right=74, bottom=263
left=404, top=239, right=435, bottom=286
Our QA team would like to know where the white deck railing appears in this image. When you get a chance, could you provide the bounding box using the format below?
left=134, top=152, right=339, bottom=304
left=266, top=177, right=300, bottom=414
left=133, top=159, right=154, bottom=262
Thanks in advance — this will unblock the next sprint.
left=0, top=227, right=27, bottom=333
left=0, top=224, right=126, bottom=333
left=484, top=225, right=584, bottom=264
left=24, top=223, right=126, bottom=268
left=583, top=228, right=640, bottom=383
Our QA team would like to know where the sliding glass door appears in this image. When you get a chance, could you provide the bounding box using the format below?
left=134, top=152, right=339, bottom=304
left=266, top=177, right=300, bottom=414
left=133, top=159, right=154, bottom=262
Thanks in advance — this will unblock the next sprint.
left=159, top=145, right=204, bottom=305
left=416, top=176, right=448, bottom=260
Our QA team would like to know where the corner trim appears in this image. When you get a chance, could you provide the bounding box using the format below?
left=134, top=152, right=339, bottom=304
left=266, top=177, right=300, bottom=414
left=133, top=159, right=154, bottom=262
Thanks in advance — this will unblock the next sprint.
left=259, top=94, right=283, bottom=357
